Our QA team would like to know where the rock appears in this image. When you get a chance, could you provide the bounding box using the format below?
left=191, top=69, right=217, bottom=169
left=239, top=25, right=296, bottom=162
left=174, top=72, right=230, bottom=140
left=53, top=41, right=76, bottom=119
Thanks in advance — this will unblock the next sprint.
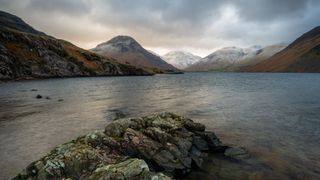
left=45, top=96, right=50, bottom=99
left=36, top=94, right=42, bottom=99
left=14, top=112, right=232, bottom=179
left=184, top=120, right=206, bottom=132
left=224, top=146, right=250, bottom=160
left=190, top=146, right=206, bottom=167
left=115, top=112, right=126, bottom=120
left=107, top=109, right=126, bottom=120
left=89, top=158, right=159, bottom=180
left=193, top=136, right=209, bottom=151
left=30, top=89, right=38, bottom=91
left=58, top=99, right=64, bottom=102
left=194, top=131, right=222, bottom=151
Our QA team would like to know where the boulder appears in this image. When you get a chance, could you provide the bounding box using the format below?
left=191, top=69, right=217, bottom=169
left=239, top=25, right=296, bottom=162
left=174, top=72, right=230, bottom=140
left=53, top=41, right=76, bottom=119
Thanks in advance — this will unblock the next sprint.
left=36, top=95, right=42, bottom=99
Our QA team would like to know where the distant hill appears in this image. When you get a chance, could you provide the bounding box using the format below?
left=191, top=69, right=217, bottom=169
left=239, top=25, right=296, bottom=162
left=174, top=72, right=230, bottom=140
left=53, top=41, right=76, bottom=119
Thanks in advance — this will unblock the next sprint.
left=185, top=46, right=251, bottom=71
left=162, top=51, right=201, bottom=69
left=91, top=36, right=180, bottom=73
left=243, top=26, right=320, bottom=72
left=0, top=11, right=151, bottom=80
left=185, top=45, right=286, bottom=71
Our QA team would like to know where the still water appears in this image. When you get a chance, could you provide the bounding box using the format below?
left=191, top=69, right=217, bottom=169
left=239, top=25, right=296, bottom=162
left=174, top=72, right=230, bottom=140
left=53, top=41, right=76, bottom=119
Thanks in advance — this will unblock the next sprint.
left=0, top=72, right=319, bottom=179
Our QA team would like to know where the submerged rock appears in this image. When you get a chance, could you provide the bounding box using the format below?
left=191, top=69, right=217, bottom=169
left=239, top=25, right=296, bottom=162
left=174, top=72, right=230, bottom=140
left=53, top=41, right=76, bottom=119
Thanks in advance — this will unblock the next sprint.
left=105, top=109, right=127, bottom=121
left=35, top=95, right=42, bottom=99
left=13, top=112, right=242, bottom=180
left=224, top=146, right=250, bottom=160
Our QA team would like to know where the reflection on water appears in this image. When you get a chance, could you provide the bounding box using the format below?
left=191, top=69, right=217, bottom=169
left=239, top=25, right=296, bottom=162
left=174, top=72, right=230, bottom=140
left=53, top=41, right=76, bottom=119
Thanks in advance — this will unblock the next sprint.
left=0, top=72, right=320, bottom=179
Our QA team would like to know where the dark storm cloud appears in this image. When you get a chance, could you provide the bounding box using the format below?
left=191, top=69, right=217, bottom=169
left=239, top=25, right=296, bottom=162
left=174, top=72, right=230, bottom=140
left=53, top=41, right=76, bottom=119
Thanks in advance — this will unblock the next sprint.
left=0, top=0, right=319, bottom=56
left=91, top=0, right=222, bottom=36
left=229, top=0, right=316, bottom=21
left=26, top=0, right=91, bottom=16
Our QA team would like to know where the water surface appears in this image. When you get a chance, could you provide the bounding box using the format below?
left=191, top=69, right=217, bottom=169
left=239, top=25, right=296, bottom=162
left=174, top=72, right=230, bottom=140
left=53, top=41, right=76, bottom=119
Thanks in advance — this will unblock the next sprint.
left=0, top=72, right=320, bottom=179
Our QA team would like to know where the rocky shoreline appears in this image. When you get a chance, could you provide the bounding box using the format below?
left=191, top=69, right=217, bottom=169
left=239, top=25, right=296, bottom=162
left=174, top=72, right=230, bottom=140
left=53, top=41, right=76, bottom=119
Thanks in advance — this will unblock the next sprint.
left=13, top=112, right=248, bottom=180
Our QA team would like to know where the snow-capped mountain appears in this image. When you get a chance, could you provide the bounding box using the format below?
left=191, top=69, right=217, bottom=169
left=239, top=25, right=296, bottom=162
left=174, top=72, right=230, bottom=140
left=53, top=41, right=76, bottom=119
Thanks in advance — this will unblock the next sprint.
left=185, top=45, right=286, bottom=71
left=162, top=51, right=201, bottom=69
left=185, top=46, right=259, bottom=71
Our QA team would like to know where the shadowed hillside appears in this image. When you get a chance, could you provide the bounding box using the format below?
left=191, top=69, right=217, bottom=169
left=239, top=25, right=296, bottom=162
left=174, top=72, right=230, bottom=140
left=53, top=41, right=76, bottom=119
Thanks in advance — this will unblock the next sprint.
left=0, top=11, right=152, bottom=80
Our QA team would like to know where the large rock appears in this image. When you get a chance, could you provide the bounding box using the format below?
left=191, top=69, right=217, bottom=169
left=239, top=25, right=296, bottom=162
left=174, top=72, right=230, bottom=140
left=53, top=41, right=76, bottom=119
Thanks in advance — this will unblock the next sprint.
left=13, top=112, right=227, bottom=179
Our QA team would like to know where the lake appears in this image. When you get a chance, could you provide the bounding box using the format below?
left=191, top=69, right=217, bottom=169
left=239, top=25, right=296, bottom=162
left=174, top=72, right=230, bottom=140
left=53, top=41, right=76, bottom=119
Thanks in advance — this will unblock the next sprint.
left=0, top=72, right=320, bottom=179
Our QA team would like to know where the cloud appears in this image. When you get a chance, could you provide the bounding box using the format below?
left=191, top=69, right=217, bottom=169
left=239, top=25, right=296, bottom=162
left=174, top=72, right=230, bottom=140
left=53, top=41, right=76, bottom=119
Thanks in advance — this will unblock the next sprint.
left=0, top=0, right=319, bottom=56
left=26, top=0, right=91, bottom=16
left=229, top=0, right=310, bottom=21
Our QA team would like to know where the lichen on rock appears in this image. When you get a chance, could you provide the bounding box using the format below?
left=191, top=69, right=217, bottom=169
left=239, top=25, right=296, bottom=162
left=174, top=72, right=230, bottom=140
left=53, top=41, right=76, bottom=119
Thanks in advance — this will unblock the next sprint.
left=13, top=112, right=231, bottom=180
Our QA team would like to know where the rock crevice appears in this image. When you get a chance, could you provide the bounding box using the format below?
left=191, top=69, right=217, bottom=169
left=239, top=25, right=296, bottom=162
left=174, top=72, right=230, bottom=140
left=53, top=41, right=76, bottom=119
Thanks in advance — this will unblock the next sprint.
left=14, top=112, right=228, bottom=180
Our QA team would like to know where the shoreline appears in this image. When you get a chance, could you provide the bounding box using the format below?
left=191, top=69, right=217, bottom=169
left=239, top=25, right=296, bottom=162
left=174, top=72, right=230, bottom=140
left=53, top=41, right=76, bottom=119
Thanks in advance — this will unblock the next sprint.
left=13, top=112, right=254, bottom=180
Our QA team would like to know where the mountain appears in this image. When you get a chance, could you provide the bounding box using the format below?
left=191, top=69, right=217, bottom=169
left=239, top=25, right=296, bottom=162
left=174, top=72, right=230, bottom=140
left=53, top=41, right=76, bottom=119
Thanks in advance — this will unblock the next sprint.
left=91, top=36, right=179, bottom=73
left=185, top=46, right=260, bottom=71
left=185, top=45, right=286, bottom=71
left=0, top=11, right=151, bottom=80
left=162, top=51, right=201, bottom=69
left=243, top=26, right=320, bottom=72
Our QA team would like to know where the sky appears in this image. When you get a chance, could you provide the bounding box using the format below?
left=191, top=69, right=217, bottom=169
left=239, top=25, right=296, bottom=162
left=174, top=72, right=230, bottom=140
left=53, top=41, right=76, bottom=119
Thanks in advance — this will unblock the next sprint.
left=1, top=0, right=320, bottom=57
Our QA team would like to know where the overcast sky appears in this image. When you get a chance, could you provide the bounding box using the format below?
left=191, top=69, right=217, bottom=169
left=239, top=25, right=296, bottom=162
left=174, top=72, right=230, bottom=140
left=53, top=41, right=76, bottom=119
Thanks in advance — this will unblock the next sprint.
left=1, top=0, right=320, bottom=57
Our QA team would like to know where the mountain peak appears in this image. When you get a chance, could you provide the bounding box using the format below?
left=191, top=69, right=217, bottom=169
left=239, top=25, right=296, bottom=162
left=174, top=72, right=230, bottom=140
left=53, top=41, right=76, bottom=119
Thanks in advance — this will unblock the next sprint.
left=164, top=51, right=199, bottom=57
left=221, top=46, right=239, bottom=50
left=94, top=35, right=143, bottom=52
left=162, top=51, right=201, bottom=69
left=108, top=35, right=138, bottom=45
left=0, top=10, right=45, bottom=35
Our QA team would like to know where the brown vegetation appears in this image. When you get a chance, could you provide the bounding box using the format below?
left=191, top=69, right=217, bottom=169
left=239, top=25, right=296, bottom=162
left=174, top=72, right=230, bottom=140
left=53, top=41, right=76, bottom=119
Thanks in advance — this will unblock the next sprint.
left=243, top=26, right=320, bottom=72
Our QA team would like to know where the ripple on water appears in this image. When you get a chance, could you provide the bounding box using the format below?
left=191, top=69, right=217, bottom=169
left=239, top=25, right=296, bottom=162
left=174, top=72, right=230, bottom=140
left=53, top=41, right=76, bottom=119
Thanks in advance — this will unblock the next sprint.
left=0, top=73, right=320, bottom=179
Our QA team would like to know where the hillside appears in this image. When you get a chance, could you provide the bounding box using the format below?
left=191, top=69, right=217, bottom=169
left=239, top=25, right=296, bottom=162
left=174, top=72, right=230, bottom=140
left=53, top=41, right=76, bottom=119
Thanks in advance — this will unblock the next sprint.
left=0, top=11, right=151, bottom=80
left=243, top=26, right=320, bottom=72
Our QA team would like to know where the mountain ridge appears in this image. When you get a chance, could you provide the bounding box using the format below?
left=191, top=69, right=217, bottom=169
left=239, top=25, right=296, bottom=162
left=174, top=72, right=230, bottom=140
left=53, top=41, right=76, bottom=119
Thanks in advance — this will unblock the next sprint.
left=184, top=45, right=284, bottom=71
left=0, top=11, right=45, bottom=35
